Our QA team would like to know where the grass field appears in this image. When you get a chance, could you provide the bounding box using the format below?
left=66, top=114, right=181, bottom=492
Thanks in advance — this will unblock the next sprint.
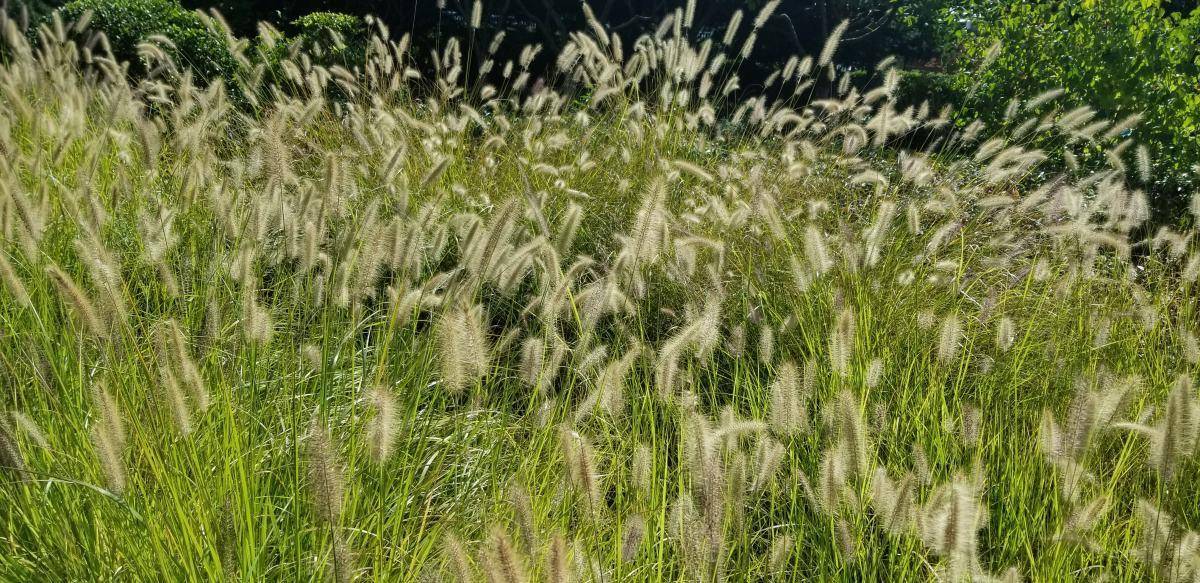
left=1, top=4, right=1200, bottom=581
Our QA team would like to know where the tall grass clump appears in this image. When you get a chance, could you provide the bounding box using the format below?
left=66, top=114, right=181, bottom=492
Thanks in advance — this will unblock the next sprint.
left=0, top=2, right=1198, bottom=581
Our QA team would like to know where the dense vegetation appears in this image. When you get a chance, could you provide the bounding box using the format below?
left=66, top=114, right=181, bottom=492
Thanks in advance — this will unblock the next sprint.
left=1, top=1, right=1199, bottom=581
left=948, top=0, right=1200, bottom=218
left=16, top=0, right=1198, bottom=214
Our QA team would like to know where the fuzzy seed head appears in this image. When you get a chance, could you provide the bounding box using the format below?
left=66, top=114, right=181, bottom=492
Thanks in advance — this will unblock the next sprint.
left=307, top=418, right=345, bottom=524
left=366, top=386, right=399, bottom=463
left=937, top=314, right=962, bottom=364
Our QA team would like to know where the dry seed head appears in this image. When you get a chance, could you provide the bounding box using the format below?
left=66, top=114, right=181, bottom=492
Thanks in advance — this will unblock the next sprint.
left=872, top=468, right=915, bottom=536
left=90, top=414, right=126, bottom=495
left=995, top=317, right=1015, bottom=353
left=632, top=444, right=652, bottom=494
left=46, top=264, right=107, bottom=338
left=90, top=385, right=127, bottom=494
left=1131, top=500, right=1199, bottom=580
left=960, top=405, right=982, bottom=448
left=750, top=437, right=786, bottom=491
left=666, top=493, right=706, bottom=574
left=420, top=157, right=451, bottom=190
left=622, top=177, right=669, bottom=266
left=816, top=442, right=850, bottom=514
left=739, top=31, right=757, bottom=59
left=594, top=343, right=641, bottom=418
left=507, top=481, right=536, bottom=552
left=621, top=514, right=646, bottom=563
left=905, top=202, right=923, bottom=234
left=470, top=0, right=483, bottom=29
left=366, top=385, right=398, bottom=463
left=72, top=242, right=129, bottom=331
left=0, top=252, right=30, bottom=309
left=577, top=553, right=609, bottom=583
left=1135, top=145, right=1151, bottom=183
left=1039, top=409, right=1064, bottom=460
left=544, top=533, right=570, bottom=583
left=728, top=324, right=746, bottom=357
left=243, top=293, right=274, bottom=346
left=863, top=200, right=897, bottom=267
left=829, top=307, right=855, bottom=377
left=803, top=224, right=833, bottom=275
left=1023, top=88, right=1065, bottom=112
left=768, top=361, right=805, bottom=436
left=818, top=20, right=849, bottom=67
left=1153, top=374, right=1197, bottom=481
left=577, top=345, right=608, bottom=375
left=1093, top=374, right=1133, bottom=428
left=722, top=10, right=743, bottom=46
left=217, top=498, right=238, bottom=581
left=937, top=314, right=962, bottom=363
left=752, top=0, right=779, bottom=29
left=442, top=532, right=475, bottom=582
left=912, top=442, right=932, bottom=485
left=865, top=358, right=884, bottom=389
left=1062, top=379, right=1105, bottom=460
left=654, top=349, right=681, bottom=400
left=802, top=359, right=819, bottom=397
left=1056, top=495, right=1110, bottom=550
left=554, top=202, right=583, bottom=256
left=168, top=320, right=209, bottom=411
left=9, top=411, right=48, bottom=450
left=307, top=418, right=345, bottom=524
left=540, top=334, right=569, bottom=389
left=559, top=427, right=602, bottom=515
left=330, top=531, right=355, bottom=583
left=1183, top=253, right=1200, bottom=283
left=871, top=402, right=890, bottom=435
left=767, top=534, right=793, bottom=575
left=482, top=526, right=527, bottom=583
left=437, top=303, right=490, bottom=395
left=1181, top=330, right=1200, bottom=365
left=834, top=389, right=871, bottom=475
left=0, top=419, right=29, bottom=482
left=1103, top=113, right=1142, bottom=141
left=758, top=324, right=774, bottom=363
left=159, top=365, right=192, bottom=435
left=920, top=477, right=985, bottom=576
left=519, top=336, right=545, bottom=387
left=673, top=159, right=713, bottom=182
left=1134, top=500, right=1172, bottom=570
left=793, top=469, right=819, bottom=513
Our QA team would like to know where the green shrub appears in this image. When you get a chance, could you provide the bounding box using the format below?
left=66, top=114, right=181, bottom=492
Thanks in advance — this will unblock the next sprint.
left=292, top=11, right=361, bottom=38
left=946, top=0, right=1200, bottom=219
left=248, top=11, right=366, bottom=101
left=290, top=11, right=365, bottom=67
left=57, top=0, right=237, bottom=85
left=896, top=69, right=961, bottom=110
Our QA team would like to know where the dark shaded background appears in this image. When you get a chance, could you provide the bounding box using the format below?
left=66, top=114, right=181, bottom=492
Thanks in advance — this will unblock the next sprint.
left=186, top=0, right=949, bottom=73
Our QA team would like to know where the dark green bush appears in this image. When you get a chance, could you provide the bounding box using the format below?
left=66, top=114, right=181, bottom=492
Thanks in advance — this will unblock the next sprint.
left=57, top=0, right=237, bottom=85
left=290, top=11, right=365, bottom=67
left=292, top=11, right=360, bottom=38
left=896, top=69, right=961, bottom=111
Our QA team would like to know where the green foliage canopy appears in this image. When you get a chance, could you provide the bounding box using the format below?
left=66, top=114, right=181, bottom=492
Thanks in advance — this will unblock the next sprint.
left=949, top=0, right=1200, bottom=214
left=58, top=0, right=237, bottom=85
left=290, top=11, right=365, bottom=66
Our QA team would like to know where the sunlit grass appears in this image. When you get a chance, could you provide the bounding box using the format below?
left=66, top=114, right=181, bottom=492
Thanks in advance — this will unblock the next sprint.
left=0, top=2, right=1199, bottom=581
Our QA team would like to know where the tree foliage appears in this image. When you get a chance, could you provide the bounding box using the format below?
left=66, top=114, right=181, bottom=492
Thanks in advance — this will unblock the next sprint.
left=948, top=0, right=1200, bottom=214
